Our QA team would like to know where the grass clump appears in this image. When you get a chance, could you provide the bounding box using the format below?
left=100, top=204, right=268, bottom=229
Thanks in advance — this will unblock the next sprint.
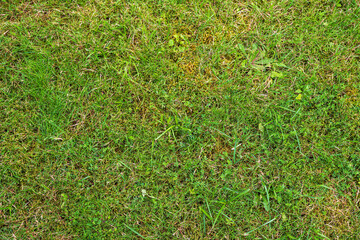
left=1, top=0, right=360, bottom=238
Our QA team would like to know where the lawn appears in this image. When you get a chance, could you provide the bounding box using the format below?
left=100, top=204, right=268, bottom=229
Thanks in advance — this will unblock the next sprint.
left=1, top=0, right=360, bottom=239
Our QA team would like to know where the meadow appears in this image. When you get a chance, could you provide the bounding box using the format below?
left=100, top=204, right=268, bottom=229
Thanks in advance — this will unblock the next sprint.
left=1, top=0, right=360, bottom=238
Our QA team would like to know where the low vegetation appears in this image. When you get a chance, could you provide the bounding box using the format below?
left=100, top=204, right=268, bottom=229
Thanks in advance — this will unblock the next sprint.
left=1, top=0, right=359, bottom=238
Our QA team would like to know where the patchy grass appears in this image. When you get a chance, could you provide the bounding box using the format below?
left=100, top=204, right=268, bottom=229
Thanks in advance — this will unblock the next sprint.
left=1, top=0, right=360, bottom=238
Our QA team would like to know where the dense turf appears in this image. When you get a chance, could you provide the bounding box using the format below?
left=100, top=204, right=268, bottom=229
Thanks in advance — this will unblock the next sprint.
left=1, top=0, right=360, bottom=238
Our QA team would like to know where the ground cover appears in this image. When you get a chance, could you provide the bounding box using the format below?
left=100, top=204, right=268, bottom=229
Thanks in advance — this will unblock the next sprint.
left=1, top=0, right=360, bottom=238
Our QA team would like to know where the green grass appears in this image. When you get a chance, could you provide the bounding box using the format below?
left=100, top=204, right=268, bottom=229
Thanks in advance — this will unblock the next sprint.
left=1, top=0, right=360, bottom=238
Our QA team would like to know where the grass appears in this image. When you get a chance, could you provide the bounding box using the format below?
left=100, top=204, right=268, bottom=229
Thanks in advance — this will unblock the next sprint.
left=1, top=0, right=360, bottom=238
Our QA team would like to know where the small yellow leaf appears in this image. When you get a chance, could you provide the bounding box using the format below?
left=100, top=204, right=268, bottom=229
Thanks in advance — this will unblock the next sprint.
left=296, top=94, right=302, bottom=100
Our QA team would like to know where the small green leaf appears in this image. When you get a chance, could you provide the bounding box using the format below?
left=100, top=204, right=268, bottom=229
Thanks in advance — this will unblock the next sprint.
left=274, top=62, right=288, bottom=68
left=256, top=58, right=274, bottom=65
left=238, top=44, right=246, bottom=54
left=259, top=123, right=264, bottom=132
left=178, top=46, right=185, bottom=52
left=252, top=64, right=265, bottom=71
left=241, top=60, right=247, bottom=67
left=271, top=71, right=283, bottom=78
left=296, top=94, right=302, bottom=100
left=168, top=39, right=174, bottom=47
left=252, top=43, right=258, bottom=51
left=263, top=199, right=270, bottom=211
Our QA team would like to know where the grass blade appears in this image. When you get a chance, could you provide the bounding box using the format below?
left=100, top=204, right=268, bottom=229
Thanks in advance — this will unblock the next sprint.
left=124, top=224, right=147, bottom=239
